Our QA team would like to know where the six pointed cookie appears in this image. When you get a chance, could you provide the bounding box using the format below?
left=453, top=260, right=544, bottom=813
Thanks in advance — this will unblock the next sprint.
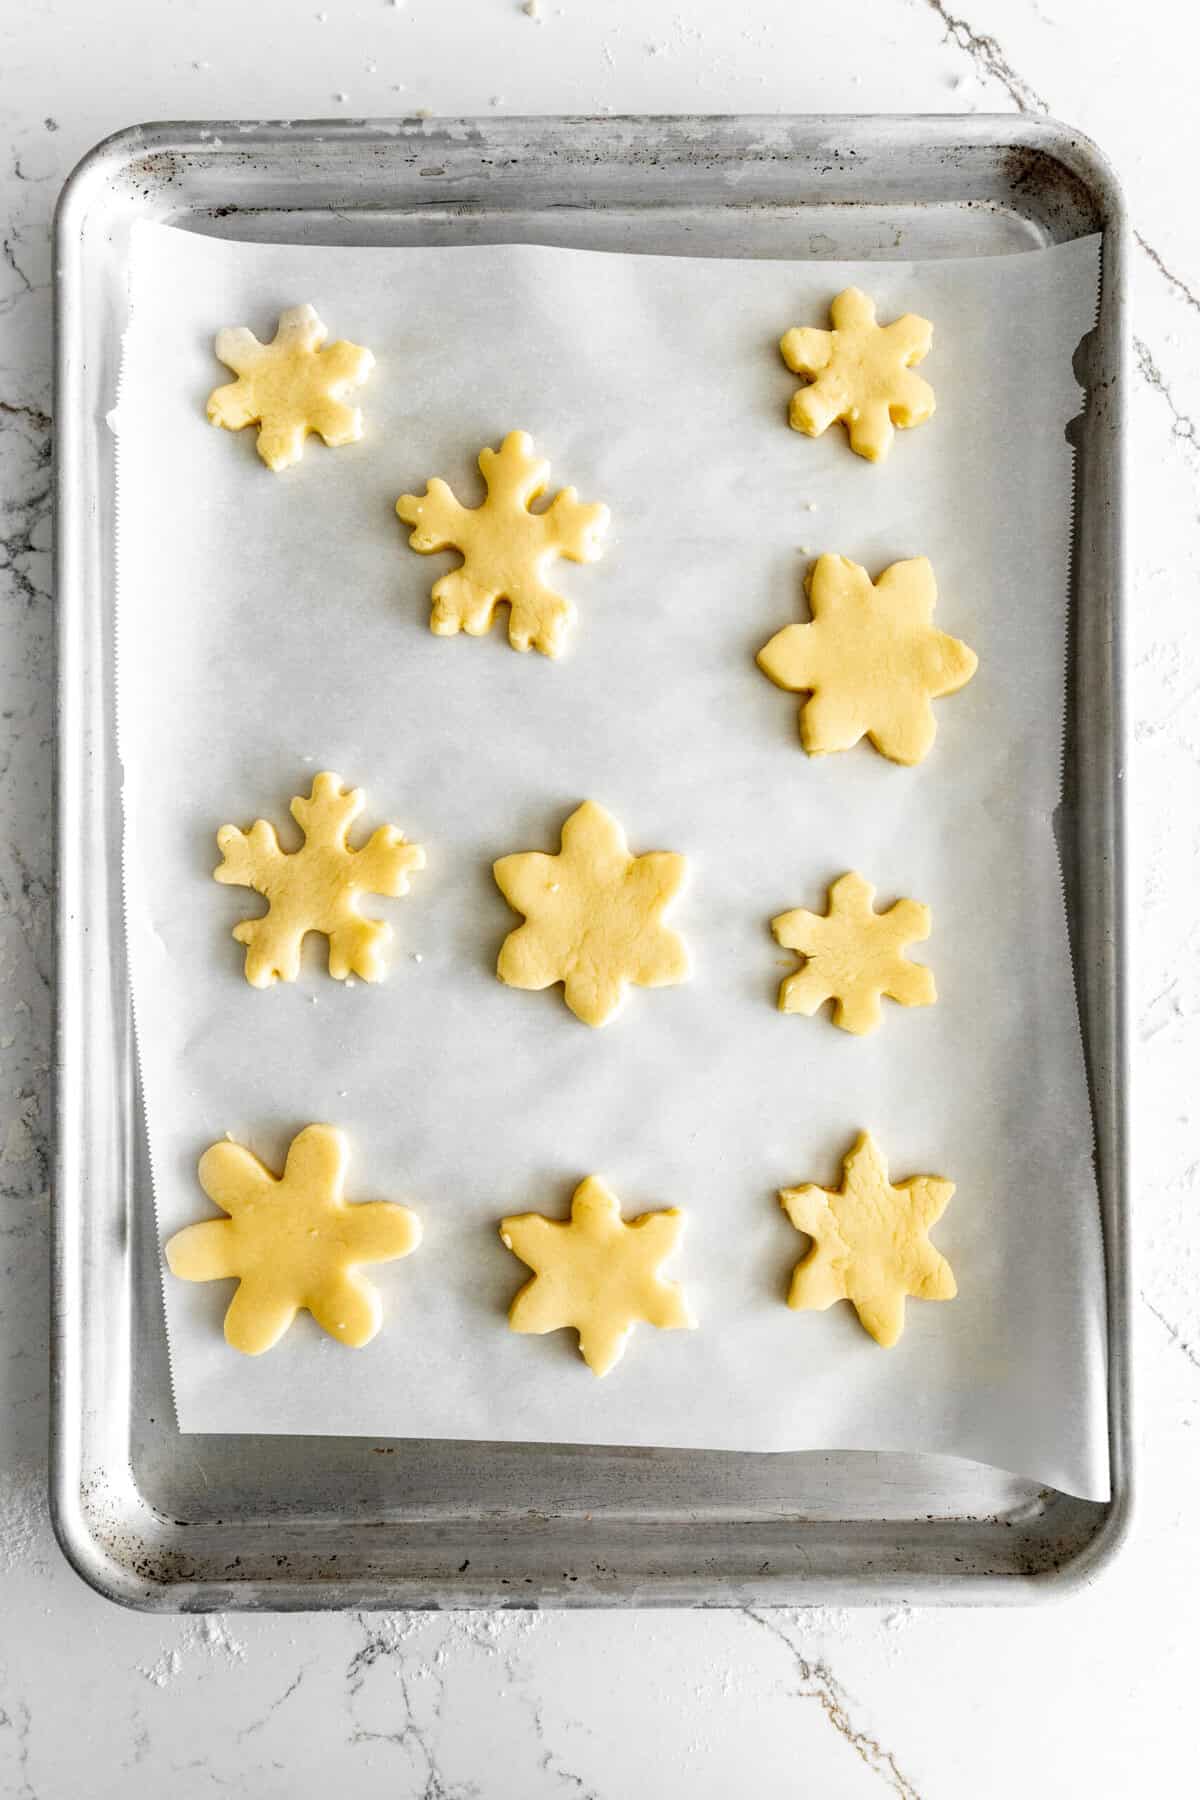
left=396, top=430, right=610, bottom=657
left=500, top=1175, right=696, bottom=1376
left=165, top=1124, right=421, bottom=1354
left=493, top=801, right=690, bottom=1027
left=780, top=286, right=935, bottom=463
left=779, top=1131, right=957, bottom=1347
left=206, top=304, right=374, bottom=472
left=757, top=554, right=978, bottom=766
left=772, top=871, right=935, bottom=1035
left=215, top=772, right=425, bottom=987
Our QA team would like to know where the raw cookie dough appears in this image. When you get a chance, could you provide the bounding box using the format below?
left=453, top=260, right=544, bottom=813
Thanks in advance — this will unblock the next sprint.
left=500, top=1175, right=696, bottom=1376
left=772, top=871, right=935, bottom=1035
left=395, top=430, right=610, bottom=657
left=779, top=1131, right=956, bottom=1348
left=215, top=771, right=425, bottom=987
left=780, top=286, right=934, bottom=463
left=206, top=304, right=374, bottom=472
left=756, top=554, right=978, bottom=766
left=165, top=1124, right=421, bottom=1354
left=493, top=800, right=689, bottom=1027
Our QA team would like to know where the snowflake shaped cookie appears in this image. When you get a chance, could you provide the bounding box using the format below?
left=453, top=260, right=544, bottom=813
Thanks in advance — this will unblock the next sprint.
left=395, top=430, right=610, bottom=657
left=206, top=304, right=374, bottom=472
left=215, top=772, right=425, bottom=987
left=165, top=1124, right=421, bottom=1354
left=757, top=554, right=977, bottom=766
left=772, top=871, right=934, bottom=1035
left=780, top=287, right=934, bottom=463
left=779, top=1132, right=956, bottom=1348
left=500, top=1175, right=695, bottom=1376
left=493, top=801, right=689, bottom=1027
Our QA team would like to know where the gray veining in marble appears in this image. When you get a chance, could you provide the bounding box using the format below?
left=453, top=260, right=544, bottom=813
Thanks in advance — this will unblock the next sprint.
left=2, top=0, right=1199, bottom=1793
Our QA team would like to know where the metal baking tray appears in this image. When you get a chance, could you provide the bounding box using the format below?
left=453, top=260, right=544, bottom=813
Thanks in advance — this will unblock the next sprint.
left=53, top=115, right=1130, bottom=1609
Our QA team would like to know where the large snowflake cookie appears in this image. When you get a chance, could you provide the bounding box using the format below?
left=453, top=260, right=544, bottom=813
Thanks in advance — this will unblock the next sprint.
left=780, top=287, right=934, bottom=463
left=206, top=304, right=374, bottom=472
left=779, top=1131, right=956, bottom=1348
left=757, top=554, right=977, bottom=766
left=215, top=772, right=425, bottom=987
left=493, top=800, right=689, bottom=1027
left=500, top=1175, right=695, bottom=1376
left=395, top=430, right=610, bottom=657
left=772, top=871, right=934, bottom=1035
left=165, top=1124, right=421, bottom=1354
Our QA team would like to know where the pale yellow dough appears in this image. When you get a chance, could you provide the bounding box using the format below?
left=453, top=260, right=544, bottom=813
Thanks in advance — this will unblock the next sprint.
left=493, top=800, right=689, bottom=1027
left=780, top=286, right=934, bottom=463
left=779, top=1132, right=956, bottom=1348
left=500, top=1175, right=695, bottom=1376
left=772, top=871, right=935, bottom=1035
left=215, top=771, right=425, bottom=987
left=757, top=554, right=977, bottom=766
left=395, top=430, right=610, bottom=657
left=206, top=304, right=374, bottom=472
left=165, top=1124, right=421, bottom=1355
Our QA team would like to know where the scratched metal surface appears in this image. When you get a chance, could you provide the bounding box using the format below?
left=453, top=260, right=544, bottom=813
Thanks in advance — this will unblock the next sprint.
left=52, top=114, right=1129, bottom=1610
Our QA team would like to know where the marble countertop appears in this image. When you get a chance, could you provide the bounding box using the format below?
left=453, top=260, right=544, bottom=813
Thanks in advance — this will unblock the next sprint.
left=2, top=0, right=1195, bottom=1792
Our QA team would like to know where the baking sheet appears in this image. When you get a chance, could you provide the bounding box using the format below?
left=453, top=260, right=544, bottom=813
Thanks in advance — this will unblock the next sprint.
left=114, top=220, right=1107, bottom=1501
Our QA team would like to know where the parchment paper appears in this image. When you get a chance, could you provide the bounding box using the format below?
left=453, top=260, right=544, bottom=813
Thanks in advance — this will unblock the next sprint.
left=115, top=220, right=1108, bottom=1501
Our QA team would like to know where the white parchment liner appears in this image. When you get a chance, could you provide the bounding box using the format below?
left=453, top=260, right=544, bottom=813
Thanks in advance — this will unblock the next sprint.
left=115, top=221, right=1108, bottom=1500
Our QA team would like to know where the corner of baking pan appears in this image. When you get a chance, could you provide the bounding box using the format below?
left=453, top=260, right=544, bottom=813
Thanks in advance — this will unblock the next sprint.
left=1008, top=113, right=1128, bottom=232
left=1050, top=1466, right=1136, bottom=1601
left=54, top=121, right=156, bottom=246
left=47, top=1467, right=163, bottom=1613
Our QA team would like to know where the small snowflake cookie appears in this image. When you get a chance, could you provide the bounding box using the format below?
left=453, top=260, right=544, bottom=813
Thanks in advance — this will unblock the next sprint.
left=215, top=772, right=425, bottom=987
left=757, top=554, right=977, bottom=766
left=493, top=801, right=689, bottom=1027
left=206, top=304, right=374, bottom=471
left=780, top=287, right=934, bottom=463
left=165, top=1124, right=421, bottom=1354
left=779, top=1132, right=957, bottom=1348
left=500, top=1175, right=696, bottom=1376
left=396, top=430, right=610, bottom=657
left=772, top=871, right=935, bottom=1035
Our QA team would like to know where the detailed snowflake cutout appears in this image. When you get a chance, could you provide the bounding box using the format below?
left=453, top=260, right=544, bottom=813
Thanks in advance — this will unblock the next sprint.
left=215, top=771, right=425, bottom=987
left=206, top=304, right=374, bottom=472
left=165, top=1124, right=421, bottom=1355
left=395, top=430, right=610, bottom=657
left=772, top=871, right=935, bottom=1035
left=500, top=1175, right=695, bottom=1376
left=779, top=1131, right=956, bottom=1348
left=780, top=286, right=935, bottom=463
left=493, top=800, right=689, bottom=1027
left=756, top=554, right=978, bottom=766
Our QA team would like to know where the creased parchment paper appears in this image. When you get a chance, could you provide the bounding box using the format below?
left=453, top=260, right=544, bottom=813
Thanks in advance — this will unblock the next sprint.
left=115, top=220, right=1108, bottom=1501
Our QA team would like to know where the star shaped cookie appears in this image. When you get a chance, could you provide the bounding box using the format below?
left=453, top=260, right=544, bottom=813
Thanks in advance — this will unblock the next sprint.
left=756, top=554, right=978, bottom=766
left=493, top=801, right=690, bottom=1027
left=780, top=286, right=934, bottom=462
left=164, top=1124, right=422, bottom=1354
left=500, top=1175, right=696, bottom=1376
left=206, top=303, right=374, bottom=472
left=772, top=871, right=935, bottom=1035
left=779, top=1132, right=956, bottom=1347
